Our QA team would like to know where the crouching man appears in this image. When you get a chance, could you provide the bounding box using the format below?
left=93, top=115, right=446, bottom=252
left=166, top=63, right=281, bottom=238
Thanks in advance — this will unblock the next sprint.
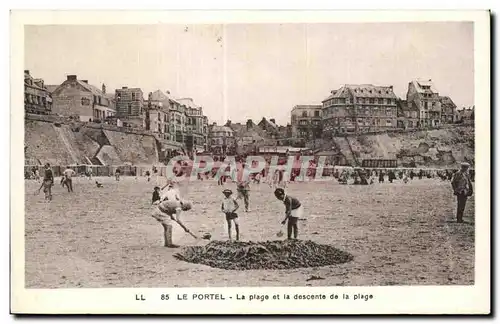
left=151, top=198, right=195, bottom=248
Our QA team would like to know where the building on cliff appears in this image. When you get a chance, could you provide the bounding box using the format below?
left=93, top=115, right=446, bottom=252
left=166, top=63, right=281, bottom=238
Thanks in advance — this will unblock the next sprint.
left=290, top=105, right=323, bottom=141
left=208, top=124, right=236, bottom=156
left=396, top=99, right=419, bottom=129
left=322, top=84, right=398, bottom=138
left=51, top=75, right=116, bottom=122
left=439, top=96, right=457, bottom=124
left=177, top=98, right=209, bottom=152
left=24, top=70, right=52, bottom=115
left=145, top=90, right=169, bottom=138
left=144, top=90, right=210, bottom=153
left=115, top=86, right=144, bottom=128
left=406, top=79, right=442, bottom=128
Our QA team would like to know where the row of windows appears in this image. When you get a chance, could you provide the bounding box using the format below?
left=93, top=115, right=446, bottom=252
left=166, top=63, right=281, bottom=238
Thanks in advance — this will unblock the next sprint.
left=323, top=97, right=396, bottom=107
left=422, top=101, right=438, bottom=110
left=325, top=106, right=396, bottom=116
left=296, top=110, right=321, bottom=118
left=25, top=93, right=49, bottom=106
left=298, top=120, right=321, bottom=126
left=326, top=117, right=395, bottom=126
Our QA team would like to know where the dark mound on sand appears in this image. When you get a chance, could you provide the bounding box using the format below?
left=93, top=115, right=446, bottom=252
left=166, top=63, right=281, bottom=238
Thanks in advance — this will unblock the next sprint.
left=174, top=240, right=353, bottom=270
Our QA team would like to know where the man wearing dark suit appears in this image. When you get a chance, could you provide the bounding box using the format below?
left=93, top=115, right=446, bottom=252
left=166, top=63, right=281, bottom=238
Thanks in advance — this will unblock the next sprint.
left=451, top=162, right=473, bottom=223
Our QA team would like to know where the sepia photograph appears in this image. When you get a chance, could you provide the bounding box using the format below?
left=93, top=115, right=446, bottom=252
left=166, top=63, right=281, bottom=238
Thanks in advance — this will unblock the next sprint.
left=10, top=10, right=490, bottom=314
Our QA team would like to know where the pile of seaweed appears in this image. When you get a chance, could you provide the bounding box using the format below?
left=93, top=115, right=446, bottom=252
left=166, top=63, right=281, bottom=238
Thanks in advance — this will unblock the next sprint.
left=174, top=240, right=353, bottom=270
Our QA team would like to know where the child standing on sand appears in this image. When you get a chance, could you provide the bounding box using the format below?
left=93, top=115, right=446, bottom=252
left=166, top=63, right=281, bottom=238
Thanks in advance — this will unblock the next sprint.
left=221, top=189, right=240, bottom=241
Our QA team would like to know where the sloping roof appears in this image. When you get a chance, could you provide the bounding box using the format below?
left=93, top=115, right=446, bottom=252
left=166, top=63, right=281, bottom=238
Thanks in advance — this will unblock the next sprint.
left=150, top=90, right=168, bottom=102
left=267, top=120, right=278, bottom=129
left=77, top=80, right=105, bottom=97
left=322, top=86, right=350, bottom=102
left=411, top=79, right=439, bottom=94
left=398, top=99, right=419, bottom=112
left=211, top=125, right=233, bottom=133
left=322, top=84, right=397, bottom=102
left=177, top=98, right=199, bottom=109
left=45, top=85, right=59, bottom=93
left=345, top=84, right=397, bottom=99
left=439, top=96, right=456, bottom=107
left=258, top=118, right=278, bottom=130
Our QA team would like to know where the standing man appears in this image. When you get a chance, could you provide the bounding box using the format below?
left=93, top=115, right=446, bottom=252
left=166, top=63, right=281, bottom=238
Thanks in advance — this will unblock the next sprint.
left=451, top=162, right=474, bottom=223
left=236, top=178, right=250, bottom=212
left=63, top=166, right=76, bottom=192
left=37, top=163, right=54, bottom=201
left=115, top=168, right=121, bottom=181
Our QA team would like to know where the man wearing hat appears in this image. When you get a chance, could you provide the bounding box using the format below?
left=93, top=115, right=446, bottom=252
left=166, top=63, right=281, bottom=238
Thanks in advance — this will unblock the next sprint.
left=221, top=189, right=240, bottom=241
left=451, top=162, right=474, bottom=223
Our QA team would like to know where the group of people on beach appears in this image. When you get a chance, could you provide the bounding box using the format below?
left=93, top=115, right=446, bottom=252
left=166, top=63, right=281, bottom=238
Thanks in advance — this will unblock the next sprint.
left=149, top=173, right=304, bottom=247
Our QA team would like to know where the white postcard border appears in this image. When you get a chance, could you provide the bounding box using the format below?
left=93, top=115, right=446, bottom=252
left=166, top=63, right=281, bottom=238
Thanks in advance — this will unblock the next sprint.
left=10, top=9, right=491, bottom=314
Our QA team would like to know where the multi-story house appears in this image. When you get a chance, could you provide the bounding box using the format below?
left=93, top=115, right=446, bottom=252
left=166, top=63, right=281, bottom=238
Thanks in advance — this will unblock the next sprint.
left=24, top=70, right=52, bottom=115
left=51, top=75, right=115, bottom=122
left=257, top=117, right=279, bottom=138
left=322, top=84, right=398, bottom=137
left=208, top=124, right=236, bottom=155
left=177, top=98, right=208, bottom=152
left=406, top=79, right=442, bottom=128
left=439, top=96, right=457, bottom=124
left=115, top=87, right=144, bottom=128
left=145, top=90, right=169, bottom=138
left=166, top=97, right=188, bottom=144
left=290, top=105, right=323, bottom=140
left=396, top=99, right=419, bottom=129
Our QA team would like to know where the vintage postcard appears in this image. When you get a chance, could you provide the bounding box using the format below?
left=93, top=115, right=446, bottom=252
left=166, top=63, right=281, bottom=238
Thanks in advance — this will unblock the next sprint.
left=11, top=10, right=490, bottom=314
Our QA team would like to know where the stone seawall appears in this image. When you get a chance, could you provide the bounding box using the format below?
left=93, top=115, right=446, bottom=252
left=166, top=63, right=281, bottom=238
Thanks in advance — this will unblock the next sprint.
left=333, top=126, right=474, bottom=168
left=25, top=117, right=160, bottom=166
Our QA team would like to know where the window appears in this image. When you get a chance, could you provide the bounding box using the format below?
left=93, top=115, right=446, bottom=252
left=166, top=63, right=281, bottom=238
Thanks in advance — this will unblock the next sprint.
left=369, top=98, right=375, bottom=104
left=128, top=104, right=132, bottom=115
left=132, top=93, right=136, bottom=101
left=424, top=102, right=428, bottom=110
left=378, top=98, right=383, bottom=104
left=302, top=111, right=308, bottom=117
left=365, top=107, right=370, bottom=115
left=98, top=96, right=102, bottom=105
left=93, top=95, right=97, bottom=104
left=314, top=110, right=320, bottom=117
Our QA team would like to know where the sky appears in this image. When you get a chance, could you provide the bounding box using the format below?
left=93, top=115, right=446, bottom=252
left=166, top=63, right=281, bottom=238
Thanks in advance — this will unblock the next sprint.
left=25, top=22, right=474, bottom=126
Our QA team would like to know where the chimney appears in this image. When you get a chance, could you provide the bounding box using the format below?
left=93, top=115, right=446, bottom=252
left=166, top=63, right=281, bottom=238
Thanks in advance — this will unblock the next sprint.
left=102, top=84, right=106, bottom=94
left=82, top=80, right=88, bottom=84
left=24, top=70, right=30, bottom=75
left=166, top=90, right=170, bottom=95
left=67, top=75, right=77, bottom=81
